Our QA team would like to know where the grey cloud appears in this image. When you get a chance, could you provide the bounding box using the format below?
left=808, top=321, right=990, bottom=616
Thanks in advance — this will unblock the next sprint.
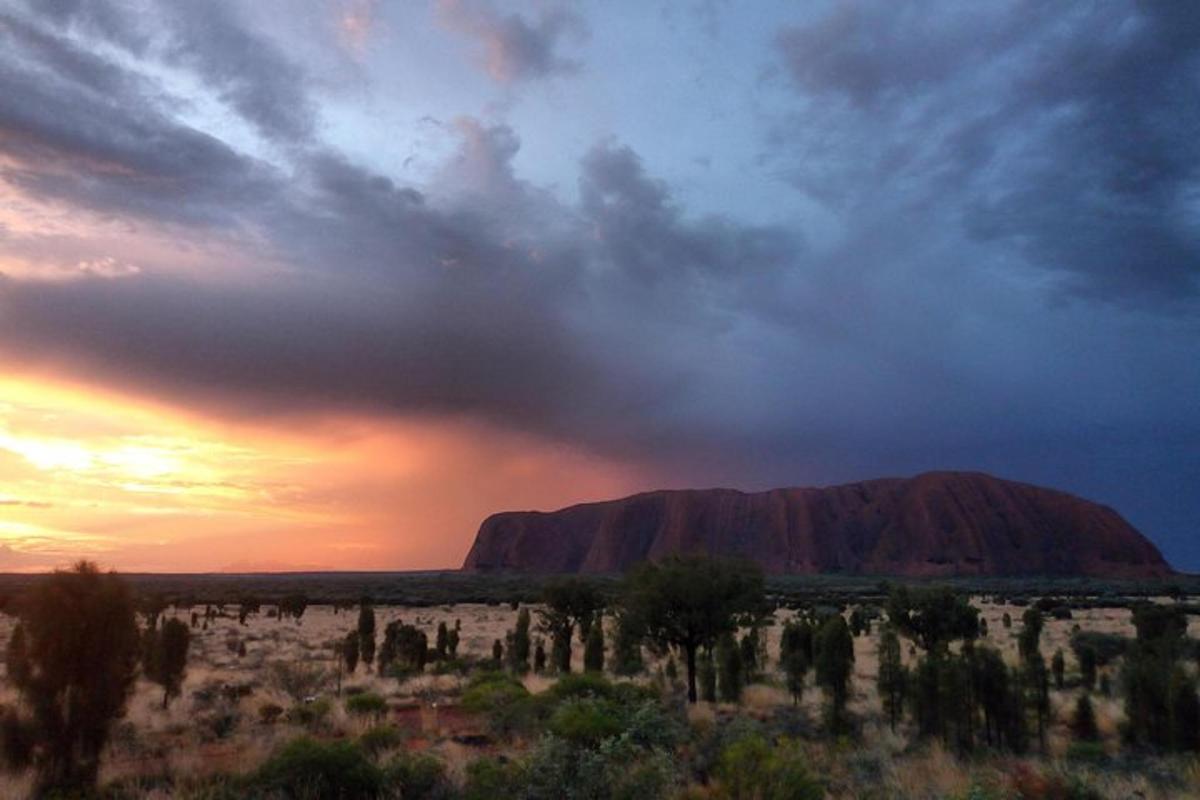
left=437, top=0, right=587, bottom=83
left=0, top=14, right=279, bottom=226
left=773, top=0, right=1200, bottom=304
left=159, top=2, right=314, bottom=142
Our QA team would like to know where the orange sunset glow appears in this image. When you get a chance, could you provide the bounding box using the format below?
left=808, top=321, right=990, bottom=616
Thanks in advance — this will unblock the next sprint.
left=0, top=374, right=644, bottom=572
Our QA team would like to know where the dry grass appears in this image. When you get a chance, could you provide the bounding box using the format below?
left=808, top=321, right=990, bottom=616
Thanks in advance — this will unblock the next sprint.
left=0, top=597, right=1196, bottom=799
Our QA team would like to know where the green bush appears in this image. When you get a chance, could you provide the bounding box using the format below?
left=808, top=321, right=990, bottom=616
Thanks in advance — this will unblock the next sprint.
left=384, top=752, right=451, bottom=799
left=463, top=756, right=527, bottom=800
left=548, top=698, right=625, bottom=747
left=285, top=698, right=332, bottom=729
left=714, top=733, right=823, bottom=800
left=461, top=671, right=535, bottom=737
left=461, top=672, right=531, bottom=713
left=1066, top=740, right=1107, bottom=763
left=253, top=737, right=384, bottom=799
left=345, top=692, right=388, bottom=717
left=358, top=724, right=403, bottom=757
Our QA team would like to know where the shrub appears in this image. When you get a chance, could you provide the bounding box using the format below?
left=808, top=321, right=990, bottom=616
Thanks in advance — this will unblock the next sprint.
left=463, top=756, right=527, bottom=800
left=258, top=703, right=285, bottom=725
left=1070, top=694, right=1099, bottom=742
left=384, top=752, right=451, bottom=799
left=358, top=725, right=403, bottom=757
left=254, top=737, right=384, bottom=799
left=548, top=698, right=625, bottom=747
left=0, top=562, right=140, bottom=796
left=286, top=698, right=332, bottom=729
left=346, top=692, right=388, bottom=717
left=714, top=733, right=823, bottom=800
left=461, top=672, right=534, bottom=737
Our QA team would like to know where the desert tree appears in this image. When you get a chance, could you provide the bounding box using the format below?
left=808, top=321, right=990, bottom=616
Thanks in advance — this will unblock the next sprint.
left=699, top=647, right=717, bottom=702
left=717, top=631, right=743, bottom=703
left=1, top=562, right=140, bottom=796
left=358, top=601, right=376, bottom=671
left=621, top=555, right=765, bottom=703
left=447, top=620, right=461, bottom=659
left=1123, top=604, right=1193, bottom=751
left=887, top=586, right=979, bottom=656
left=378, top=621, right=428, bottom=674
left=533, top=639, right=547, bottom=673
left=1077, top=643, right=1098, bottom=691
left=609, top=609, right=644, bottom=676
left=342, top=630, right=360, bottom=673
left=435, top=621, right=449, bottom=660
left=537, top=577, right=605, bottom=674
left=278, top=593, right=308, bottom=623
left=814, top=614, right=855, bottom=733
left=146, top=617, right=191, bottom=709
left=1017, top=607, right=1044, bottom=664
left=780, top=619, right=812, bottom=706
left=583, top=616, right=605, bottom=673
left=492, top=638, right=504, bottom=667
left=877, top=625, right=907, bottom=732
left=238, top=597, right=260, bottom=625
left=1070, top=693, right=1099, bottom=742
left=886, top=586, right=980, bottom=745
left=1052, top=648, right=1065, bottom=690
left=508, top=607, right=532, bottom=674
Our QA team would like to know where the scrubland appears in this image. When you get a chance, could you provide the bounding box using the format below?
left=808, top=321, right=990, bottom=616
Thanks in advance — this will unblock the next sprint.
left=1, top=591, right=1198, bottom=799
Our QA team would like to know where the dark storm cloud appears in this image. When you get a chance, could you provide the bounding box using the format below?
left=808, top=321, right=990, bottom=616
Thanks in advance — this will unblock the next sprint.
left=158, top=2, right=315, bottom=142
left=0, top=0, right=1197, bottom=566
left=774, top=0, right=1200, bottom=303
left=0, top=6, right=285, bottom=224
left=436, top=0, right=587, bottom=83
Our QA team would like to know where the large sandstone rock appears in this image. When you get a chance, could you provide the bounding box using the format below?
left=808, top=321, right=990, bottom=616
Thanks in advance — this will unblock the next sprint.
left=461, top=471, right=1171, bottom=577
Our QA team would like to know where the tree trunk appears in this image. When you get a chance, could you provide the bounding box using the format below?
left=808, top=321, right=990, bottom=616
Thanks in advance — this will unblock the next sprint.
left=685, top=643, right=698, bottom=703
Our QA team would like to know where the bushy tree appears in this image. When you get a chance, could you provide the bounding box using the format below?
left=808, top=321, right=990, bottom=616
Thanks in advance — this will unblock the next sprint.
left=1122, top=604, right=1190, bottom=751
left=279, top=593, right=308, bottom=623
left=448, top=619, right=461, bottom=659
left=1, top=562, right=141, bottom=796
left=814, top=615, right=855, bottom=733
left=887, top=586, right=979, bottom=656
left=699, top=647, right=717, bottom=702
left=357, top=602, right=376, bottom=671
left=342, top=630, right=360, bottom=673
left=537, top=577, right=605, bottom=676
left=780, top=620, right=812, bottom=706
left=493, top=638, right=504, bottom=667
left=717, top=632, right=743, bottom=703
left=1052, top=648, right=1066, bottom=690
left=509, top=607, right=532, bottom=674
left=435, top=621, right=449, bottom=660
left=877, top=625, right=907, bottom=732
left=379, top=621, right=428, bottom=674
left=1077, top=642, right=1098, bottom=690
left=1018, top=607, right=1044, bottom=664
left=1070, top=693, right=1099, bottom=742
left=534, top=639, right=547, bottom=674
left=584, top=618, right=605, bottom=673
left=610, top=610, right=644, bottom=676
left=887, top=587, right=981, bottom=747
left=621, top=556, right=765, bottom=703
left=974, top=645, right=1026, bottom=752
left=146, top=617, right=191, bottom=709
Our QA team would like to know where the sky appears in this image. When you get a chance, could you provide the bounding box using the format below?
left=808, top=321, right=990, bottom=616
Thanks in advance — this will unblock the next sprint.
left=0, top=0, right=1197, bottom=573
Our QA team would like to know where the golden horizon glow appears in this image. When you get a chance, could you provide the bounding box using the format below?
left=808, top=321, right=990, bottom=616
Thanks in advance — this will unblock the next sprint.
left=0, top=373, right=646, bottom=573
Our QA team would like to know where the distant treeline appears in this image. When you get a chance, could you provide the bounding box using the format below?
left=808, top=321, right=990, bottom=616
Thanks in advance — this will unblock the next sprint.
left=0, top=569, right=1198, bottom=611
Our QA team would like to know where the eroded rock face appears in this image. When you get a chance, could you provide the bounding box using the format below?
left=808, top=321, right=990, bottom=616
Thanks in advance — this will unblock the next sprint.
left=461, top=471, right=1172, bottom=577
